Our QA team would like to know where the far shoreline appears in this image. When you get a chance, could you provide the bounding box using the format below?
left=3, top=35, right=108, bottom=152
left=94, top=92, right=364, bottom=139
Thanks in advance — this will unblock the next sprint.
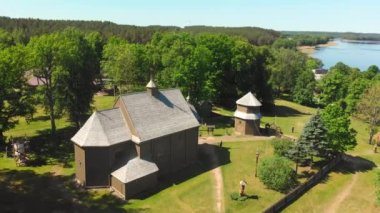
left=297, top=40, right=337, bottom=55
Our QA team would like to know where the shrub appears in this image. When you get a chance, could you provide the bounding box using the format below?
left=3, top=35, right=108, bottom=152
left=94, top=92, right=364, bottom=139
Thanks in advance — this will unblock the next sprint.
left=271, top=139, right=293, bottom=158
left=258, top=156, right=297, bottom=192
left=230, top=192, right=248, bottom=201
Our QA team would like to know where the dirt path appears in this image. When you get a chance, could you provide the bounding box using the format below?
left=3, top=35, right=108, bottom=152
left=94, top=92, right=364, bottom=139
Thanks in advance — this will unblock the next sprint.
left=211, top=161, right=224, bottom=212
left=325, top=156, right=360, bottom=213
left=200, top=142, right=224, bottom=213
left=325, top=173, right=358, bottom=213
left=199, top=135, right=274, bottom=144
left=198, top=135, right=273, bottom=212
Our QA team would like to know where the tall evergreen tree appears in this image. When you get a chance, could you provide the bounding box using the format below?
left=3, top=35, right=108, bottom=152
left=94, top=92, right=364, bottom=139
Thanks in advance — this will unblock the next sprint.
left=300, top=113, right=331, bottom=158
left=288, top=113, right=330, bottom=172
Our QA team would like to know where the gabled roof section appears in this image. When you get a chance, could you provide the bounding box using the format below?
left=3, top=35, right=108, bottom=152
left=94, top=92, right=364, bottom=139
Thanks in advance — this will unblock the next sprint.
left=111, top=158, right=159, bottom=183
left=236, top=92, right=262, bottom=107
left=71, top=108, right=131, bottom=147
left=121, top=89, right=200, bottom=142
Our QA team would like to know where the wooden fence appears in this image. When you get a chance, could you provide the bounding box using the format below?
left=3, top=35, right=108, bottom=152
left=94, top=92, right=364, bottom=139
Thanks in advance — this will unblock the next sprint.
left=263, top=154, right=343, bottom=213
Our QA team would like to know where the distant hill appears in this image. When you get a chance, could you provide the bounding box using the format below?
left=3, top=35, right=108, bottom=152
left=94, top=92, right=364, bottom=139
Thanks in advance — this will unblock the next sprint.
left=0, top=16, right=279, bottom=45
left=283, top=31, right=380, bottom=41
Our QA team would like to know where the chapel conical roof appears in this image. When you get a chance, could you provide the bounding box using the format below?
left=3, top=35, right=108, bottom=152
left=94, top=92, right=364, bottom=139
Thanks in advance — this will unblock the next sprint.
left=236, top=92, right=262, bottom=107
left=146, top=79, right=157, bottom=88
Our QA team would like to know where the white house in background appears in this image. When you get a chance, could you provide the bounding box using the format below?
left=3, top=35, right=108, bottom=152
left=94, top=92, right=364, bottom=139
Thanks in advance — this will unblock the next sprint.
left=312, top=68, right=328, bottom=80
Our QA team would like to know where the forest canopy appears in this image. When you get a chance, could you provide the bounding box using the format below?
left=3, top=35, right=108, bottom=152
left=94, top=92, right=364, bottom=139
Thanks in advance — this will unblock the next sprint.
left=0, top=16, right=279, bottom=45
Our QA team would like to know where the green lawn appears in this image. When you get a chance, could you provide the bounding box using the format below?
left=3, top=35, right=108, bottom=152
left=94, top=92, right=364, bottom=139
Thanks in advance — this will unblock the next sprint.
left=213, top=99, right=316, bottom=138
left=0, top=143, right=216, bottom=212
left=5, top=95, right=116, bottom=138
left=284, top=116, right=380, bottom=212
left=261, top=99, right=316, bottom=138
left=125, top=171, right=214, bottom=212
left=221, top=140, right=284, bottom=212
left=5, top=95, right=375, bottom=212
left=213, top=99, right=380, bottom=212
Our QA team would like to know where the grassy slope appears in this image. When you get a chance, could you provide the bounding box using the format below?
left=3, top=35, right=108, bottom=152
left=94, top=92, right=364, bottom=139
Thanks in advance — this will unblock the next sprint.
left=284, top=118, right=380, bottom=212
left=214, top=99, right=380, bottom=212
left=261, top=99, right=316, bottom=138
left=5, top=95, right=376, bottom=212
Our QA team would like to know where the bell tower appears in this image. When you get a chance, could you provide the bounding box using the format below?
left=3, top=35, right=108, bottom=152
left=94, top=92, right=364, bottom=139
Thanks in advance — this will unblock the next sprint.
left=234, top=92, right=262, bottom=135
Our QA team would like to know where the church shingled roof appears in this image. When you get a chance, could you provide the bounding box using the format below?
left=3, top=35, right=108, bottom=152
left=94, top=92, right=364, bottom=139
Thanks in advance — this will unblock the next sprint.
left=111, top=158, right=159, bottom=183
left=121, top=89, right=200, bottom=142
left=71, top=108, right=131, bottom=147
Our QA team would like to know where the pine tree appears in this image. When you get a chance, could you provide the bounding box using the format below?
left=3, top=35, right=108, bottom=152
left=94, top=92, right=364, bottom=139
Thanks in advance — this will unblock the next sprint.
left=301, top=113, right=331, bottom=158
left=288, top=113, right=330, bottom=172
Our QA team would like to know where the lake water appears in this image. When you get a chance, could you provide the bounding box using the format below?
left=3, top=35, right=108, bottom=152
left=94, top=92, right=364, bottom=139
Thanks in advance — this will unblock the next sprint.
left=312, top=40, right=380, bottom=71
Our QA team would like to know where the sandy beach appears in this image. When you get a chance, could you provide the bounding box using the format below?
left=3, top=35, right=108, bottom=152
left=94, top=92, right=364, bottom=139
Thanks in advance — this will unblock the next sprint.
left=297, top=40, right=337, bottom=55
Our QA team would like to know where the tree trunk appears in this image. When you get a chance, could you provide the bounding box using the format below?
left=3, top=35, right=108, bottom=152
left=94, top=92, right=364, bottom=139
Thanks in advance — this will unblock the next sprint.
left=369, top=128, right=375, bottom=144
left=75, top=118, right=80, bottom=130
left=0, top=131, right=4, bottom=147
left=49, top=107, right=56, bottom=135
left=43, top=71, right=56, bottom=136
left=310, top=155, right=314, bottom=168
left=47, top=89, right=56, bottom=136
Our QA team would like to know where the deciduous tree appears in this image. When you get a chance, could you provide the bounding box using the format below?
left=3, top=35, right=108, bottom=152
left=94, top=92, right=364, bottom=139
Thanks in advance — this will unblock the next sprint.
left=356, top=82, right=380, bottom=144
left=27, top=33, right=60, bottom=135
left=0, top=45, right=32, bottom=144
left=268, top=48, right=307, bottom=94
left=54, top=28, right=97, bottom=129
left=321, top=102, right=357, bottom=152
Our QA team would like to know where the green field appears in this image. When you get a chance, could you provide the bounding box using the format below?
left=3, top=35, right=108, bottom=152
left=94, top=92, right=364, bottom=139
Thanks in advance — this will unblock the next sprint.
left=2, top=95, right=378, bottom=212
left=284, top=117, right=380, bottom=213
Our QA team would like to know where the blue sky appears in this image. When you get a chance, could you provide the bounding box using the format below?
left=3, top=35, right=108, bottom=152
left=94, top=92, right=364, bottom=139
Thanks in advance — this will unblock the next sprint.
left=1, top=0, right=379, bottom=33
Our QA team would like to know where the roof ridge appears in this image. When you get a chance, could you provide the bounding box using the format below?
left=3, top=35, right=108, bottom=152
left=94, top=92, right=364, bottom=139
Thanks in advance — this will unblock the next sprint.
left=93, top=111, right=111, bottom=146
left=96, top=107, right=119, bottom=113
left=120, top=96, right=141, bottom=141
left=80, top=112, right=96, bottom=146
left=120, top=88, right=179, bottom=97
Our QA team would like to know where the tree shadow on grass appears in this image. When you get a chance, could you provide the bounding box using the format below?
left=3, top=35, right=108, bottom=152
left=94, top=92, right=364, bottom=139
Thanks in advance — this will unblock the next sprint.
left=263, top=105, right=310, bottom=117
left=297, top=170, right=316, bottom=179
left=245, top=194, right=259, bottom=200
left=203, top=112, right=234, bottom=128
left=26, top=126, right=77, bottom=167
left=333, top=155, right=376, bottom=174
left=0, top=169, right=146, bottom=213
left=319, top=154, right=376, bottom=184
left=134, top=144, right=231, bottom=199
left=30, top=115, right=51, bottom=122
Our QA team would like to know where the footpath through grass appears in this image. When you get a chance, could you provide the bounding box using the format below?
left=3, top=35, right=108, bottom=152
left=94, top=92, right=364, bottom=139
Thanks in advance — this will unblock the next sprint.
left=284, top=118, right=380, bottom=212
left=1, top=96, right=344, bottom=212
